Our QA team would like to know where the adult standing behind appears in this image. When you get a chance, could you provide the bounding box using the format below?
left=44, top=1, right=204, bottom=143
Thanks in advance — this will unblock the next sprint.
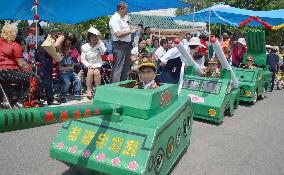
left=109, top=2, right=136, bottom=83
left=103, top=32, right=112, bottom=54
left=232, top=38, right=247, bottom=67
left=182, top=32, right=192, bottom=46
left=154, top=39, right=168, bottom=60
left=267, top=46, right=280, bottom=91
left=25, top=23, right=45, bottom=56
left=37, top=32, right=67, bottom=105
left=221, top=32, right=231, bottom=61
left=157, top=37, right=205, bottom=84
left=81, top=27, right=106, bottom=99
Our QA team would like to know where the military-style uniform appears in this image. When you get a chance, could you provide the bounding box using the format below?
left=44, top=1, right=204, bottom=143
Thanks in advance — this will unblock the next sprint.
left=204, top=57, right=221, bottom=78
left=242, top=56, right=257, bottom=69
left=135, top=54, right=159, bottom=89
left=204, top=69, right=221, bottom=78
left=134, top=80, right=160, bottom=89
left=242, top=65, right=257, bottom=69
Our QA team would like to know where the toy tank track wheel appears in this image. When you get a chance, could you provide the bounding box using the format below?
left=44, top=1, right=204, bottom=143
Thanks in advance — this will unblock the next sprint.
left=250, top=92, right=257, bottom=105
left=258, top=88, right=266, bottom=100
left=154, top=148, right=165, bottom=175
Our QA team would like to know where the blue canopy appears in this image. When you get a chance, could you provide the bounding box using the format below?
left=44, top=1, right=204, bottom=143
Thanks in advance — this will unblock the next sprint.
left=175, top=5, right=284, bottom=27
left=0, top=0, right=190, bottom=24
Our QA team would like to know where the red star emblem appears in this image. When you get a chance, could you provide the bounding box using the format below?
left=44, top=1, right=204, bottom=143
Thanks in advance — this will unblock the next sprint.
left=95, top=108, right=100, bottom=115
left=60, top=111, right=68, bottom=121
left=85, top=109, right=91, bottom=116
left=74, top=110, right=81, bottom=119
left=46, top=112, right=54, bottom=122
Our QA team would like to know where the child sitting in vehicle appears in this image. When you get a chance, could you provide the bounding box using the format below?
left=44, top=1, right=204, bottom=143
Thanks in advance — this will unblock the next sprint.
left=135, top=52, right=159, bottom=89
left=242, top=55, right=256, bottom=69
left=204, top=57, right=221, bottom=78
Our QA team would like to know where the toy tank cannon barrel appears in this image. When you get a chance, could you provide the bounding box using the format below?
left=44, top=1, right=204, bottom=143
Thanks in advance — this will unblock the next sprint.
left=0, top=104, right=122, bottom=133
left=174, top=38, right=204, bottom=76
left=210, top=37, right=239, bottom=89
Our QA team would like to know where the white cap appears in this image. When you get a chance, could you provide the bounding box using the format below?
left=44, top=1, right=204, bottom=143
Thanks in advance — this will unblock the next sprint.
left=88, top=27, right=100, bottom=35
left=187, top=37, right=205, bottom=48
left=234, top=38, right=246, bottom=46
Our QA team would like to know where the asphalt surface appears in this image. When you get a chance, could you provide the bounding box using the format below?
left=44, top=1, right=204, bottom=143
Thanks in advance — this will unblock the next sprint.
left=0, top=90, right=283, bottom=175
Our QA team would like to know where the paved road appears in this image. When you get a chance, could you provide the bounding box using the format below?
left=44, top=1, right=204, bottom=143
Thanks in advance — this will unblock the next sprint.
left=0, top=90, right=283, bottom=175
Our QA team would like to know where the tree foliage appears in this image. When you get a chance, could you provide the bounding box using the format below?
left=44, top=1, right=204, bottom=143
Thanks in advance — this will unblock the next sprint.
left=46, top=16, right=110, bottom=39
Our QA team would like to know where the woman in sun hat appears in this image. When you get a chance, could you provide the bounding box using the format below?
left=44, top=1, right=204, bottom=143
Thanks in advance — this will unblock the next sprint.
left=232, top=37, right=247, bottom=67
left=81, top=27, right=107, bottom=99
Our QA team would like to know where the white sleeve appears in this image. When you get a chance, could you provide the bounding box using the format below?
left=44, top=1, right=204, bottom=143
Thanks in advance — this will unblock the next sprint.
left=131, top=47, right=138, bottom=55
left=154, top=48, right=161, bottom=59
left=109, top=17, right=121, bottom=34
left=98, top=42, right=107, bottom=55
left=159, top=47, right=181, bottom=64
left=81, top=45, right=91, bottom=67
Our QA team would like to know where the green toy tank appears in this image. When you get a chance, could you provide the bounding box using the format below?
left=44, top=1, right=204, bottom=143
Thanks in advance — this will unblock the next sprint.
left=233, top=30, right=273, bottom=104
left=174, top=38, right=239, bottom=124
left=180, top=68, right=239, bottom=123
left=0, top=81, right=193, bottom=174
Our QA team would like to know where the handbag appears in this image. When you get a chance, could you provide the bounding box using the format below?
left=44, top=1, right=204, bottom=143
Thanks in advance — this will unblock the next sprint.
left=41, top=34, right=62, bottom=62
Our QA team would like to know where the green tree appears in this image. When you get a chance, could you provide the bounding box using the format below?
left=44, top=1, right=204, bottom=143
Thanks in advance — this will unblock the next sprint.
left=46, top=16, right=110, bottom=39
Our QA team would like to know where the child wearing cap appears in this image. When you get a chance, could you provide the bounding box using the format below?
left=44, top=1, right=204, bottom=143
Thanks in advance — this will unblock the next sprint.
left=134, top=53, right=159, bottom=89
left=204, top=57, right=221, bottom=78
left=242, top=55, right=256, bottom=69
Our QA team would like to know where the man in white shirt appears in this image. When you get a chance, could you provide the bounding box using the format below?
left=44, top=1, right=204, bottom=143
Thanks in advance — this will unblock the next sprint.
left=109, top=2, right=136, bottom=83
left=154, top=39, right=168, bottom=60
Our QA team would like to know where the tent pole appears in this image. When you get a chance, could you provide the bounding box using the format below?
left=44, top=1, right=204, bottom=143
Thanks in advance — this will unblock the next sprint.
left=46, top=0, right=49, bottom=34
left=208, top=8, right=212, bottom=60
left=219, top=24, right=222, bottom=39
left=192, top=5, right=195, bottom=35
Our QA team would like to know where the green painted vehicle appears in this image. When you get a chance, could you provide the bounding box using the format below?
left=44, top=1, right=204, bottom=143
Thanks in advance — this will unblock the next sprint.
left=174, top=38, right=239, bottom=124
left=233, top=31, right=273, bottom=104
left=0, top=81, right=193, bottom=175
left=180, top=67, right=239, bottom=123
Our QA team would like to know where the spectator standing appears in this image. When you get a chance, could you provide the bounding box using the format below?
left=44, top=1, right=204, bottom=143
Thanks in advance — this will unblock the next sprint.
left=109, top=2, right=136, bottom=83
left=103, top=32, right=113, bottom=54
left=267, top=46, right=280, bottom=91
left=182, top=32, right=192, bottom=46
left=221, top=32, right=231, bottom=61
left=37, top=32, right=67, bottom=105
left=232, top=38, right=247, bottom=67
left=154, top=39, right=168, bottom=60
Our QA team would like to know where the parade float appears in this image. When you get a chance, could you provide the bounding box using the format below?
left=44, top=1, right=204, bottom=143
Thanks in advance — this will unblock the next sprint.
left=174, top=38, right=239, bottom=124
left=233, top=30, right=273, bottom=104
left=0, top=81, right=193, bottom=175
